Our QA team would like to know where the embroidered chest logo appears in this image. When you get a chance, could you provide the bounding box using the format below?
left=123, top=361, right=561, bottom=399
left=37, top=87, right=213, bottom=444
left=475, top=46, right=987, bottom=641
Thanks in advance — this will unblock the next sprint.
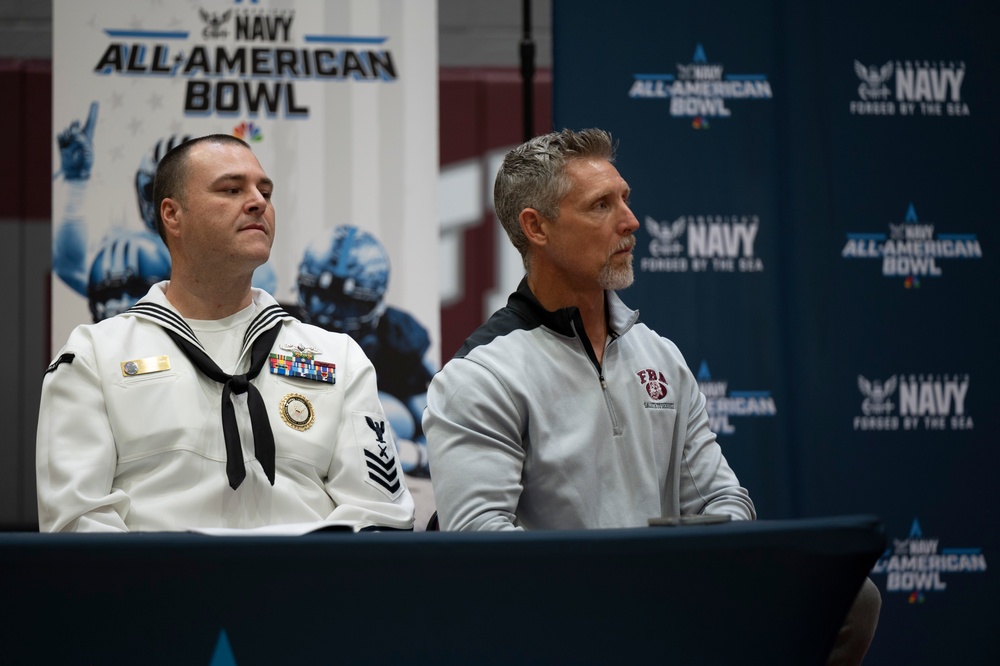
left=636, top=368, right=669, bottom=400
left=637, top=367, right=675, bottom=410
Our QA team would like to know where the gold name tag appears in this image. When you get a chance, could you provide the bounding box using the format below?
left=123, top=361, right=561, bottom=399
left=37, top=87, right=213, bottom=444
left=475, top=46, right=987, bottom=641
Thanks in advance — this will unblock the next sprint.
left=121, top=355, right=171, bottom=377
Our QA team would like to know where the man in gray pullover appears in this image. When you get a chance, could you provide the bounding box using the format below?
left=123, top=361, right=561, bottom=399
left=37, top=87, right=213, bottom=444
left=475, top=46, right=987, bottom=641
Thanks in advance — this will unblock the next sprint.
left=424, top=128, right=880, bottom=665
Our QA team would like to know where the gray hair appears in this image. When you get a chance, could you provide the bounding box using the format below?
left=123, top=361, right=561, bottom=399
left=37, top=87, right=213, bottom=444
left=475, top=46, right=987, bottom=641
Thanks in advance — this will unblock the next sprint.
left=493, top=128, right=616, bottom=269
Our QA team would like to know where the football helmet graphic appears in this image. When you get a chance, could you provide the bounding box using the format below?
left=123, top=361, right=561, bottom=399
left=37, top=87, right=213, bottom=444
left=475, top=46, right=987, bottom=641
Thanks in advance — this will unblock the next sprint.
left=297, top=225, right=390, bottom=332
left=135, top=134, right=192, bottom=233
left=87, top=229, right=171, bottom=322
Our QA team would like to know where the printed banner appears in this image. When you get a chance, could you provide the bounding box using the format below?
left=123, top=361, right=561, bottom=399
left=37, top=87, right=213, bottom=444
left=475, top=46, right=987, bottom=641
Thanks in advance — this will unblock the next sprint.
left=553, top=0, right=997, bottom=662
left=52, top=0, right=440, bottom=527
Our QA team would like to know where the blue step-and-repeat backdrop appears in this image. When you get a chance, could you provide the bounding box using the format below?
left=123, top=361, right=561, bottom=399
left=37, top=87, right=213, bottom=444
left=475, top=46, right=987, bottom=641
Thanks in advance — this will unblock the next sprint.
left=553, top=1, right=996, bottom=662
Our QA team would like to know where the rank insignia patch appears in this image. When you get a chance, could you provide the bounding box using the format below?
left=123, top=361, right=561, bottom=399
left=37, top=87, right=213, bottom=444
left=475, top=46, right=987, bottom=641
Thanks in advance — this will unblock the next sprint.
left=351, top=412, right=403, bottom=499
left=269, top=353, right=335, bottom=384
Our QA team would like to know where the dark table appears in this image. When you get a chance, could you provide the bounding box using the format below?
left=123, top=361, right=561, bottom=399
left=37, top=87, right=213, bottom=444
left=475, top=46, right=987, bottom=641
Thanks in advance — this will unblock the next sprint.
left=0, top=514, right=884, bottom=665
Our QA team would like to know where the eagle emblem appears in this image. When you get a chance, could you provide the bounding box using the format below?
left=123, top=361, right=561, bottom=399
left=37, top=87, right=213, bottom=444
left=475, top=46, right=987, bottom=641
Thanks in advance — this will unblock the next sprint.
left=645, top=216, right=687, bottom=257
left=200, top=9, right=232, bottom=40
left=858, top=375, right=897, bottom=416
left=854, top=60, right=894, bottom=101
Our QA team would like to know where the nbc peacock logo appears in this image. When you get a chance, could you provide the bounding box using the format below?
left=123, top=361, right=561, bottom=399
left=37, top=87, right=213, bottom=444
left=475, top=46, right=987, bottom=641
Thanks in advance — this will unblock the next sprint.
left=232, top=121, right=263, bottom=143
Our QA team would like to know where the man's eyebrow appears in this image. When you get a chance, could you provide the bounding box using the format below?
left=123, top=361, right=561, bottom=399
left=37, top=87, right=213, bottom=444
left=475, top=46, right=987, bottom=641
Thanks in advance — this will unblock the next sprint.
left=591, top=183, right=630, bottom=202
left=210, top=173, right=275, bottom=189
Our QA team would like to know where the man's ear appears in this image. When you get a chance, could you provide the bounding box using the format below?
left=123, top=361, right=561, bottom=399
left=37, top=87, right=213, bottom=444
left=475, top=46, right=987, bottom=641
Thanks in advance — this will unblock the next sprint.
left=159, top=198, right=182, bottom=240
left=519, top=208, right=549, bottom=248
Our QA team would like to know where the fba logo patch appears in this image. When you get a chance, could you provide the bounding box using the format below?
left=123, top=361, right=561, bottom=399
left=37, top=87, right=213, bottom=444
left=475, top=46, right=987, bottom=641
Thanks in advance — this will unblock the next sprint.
left=636, top=367, right=672, bottom=409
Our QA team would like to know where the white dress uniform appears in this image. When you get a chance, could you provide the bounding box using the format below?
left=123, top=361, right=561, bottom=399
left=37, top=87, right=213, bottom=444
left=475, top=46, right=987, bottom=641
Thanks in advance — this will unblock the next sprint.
left=37, top=282, right=414, bottom=533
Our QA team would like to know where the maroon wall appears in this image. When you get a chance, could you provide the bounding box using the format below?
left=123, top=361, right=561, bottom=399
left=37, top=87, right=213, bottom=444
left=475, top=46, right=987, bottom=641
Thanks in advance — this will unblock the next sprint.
left=438, top=68, right=551, bottom=358
left=2, top=59, right=51, bottom=221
